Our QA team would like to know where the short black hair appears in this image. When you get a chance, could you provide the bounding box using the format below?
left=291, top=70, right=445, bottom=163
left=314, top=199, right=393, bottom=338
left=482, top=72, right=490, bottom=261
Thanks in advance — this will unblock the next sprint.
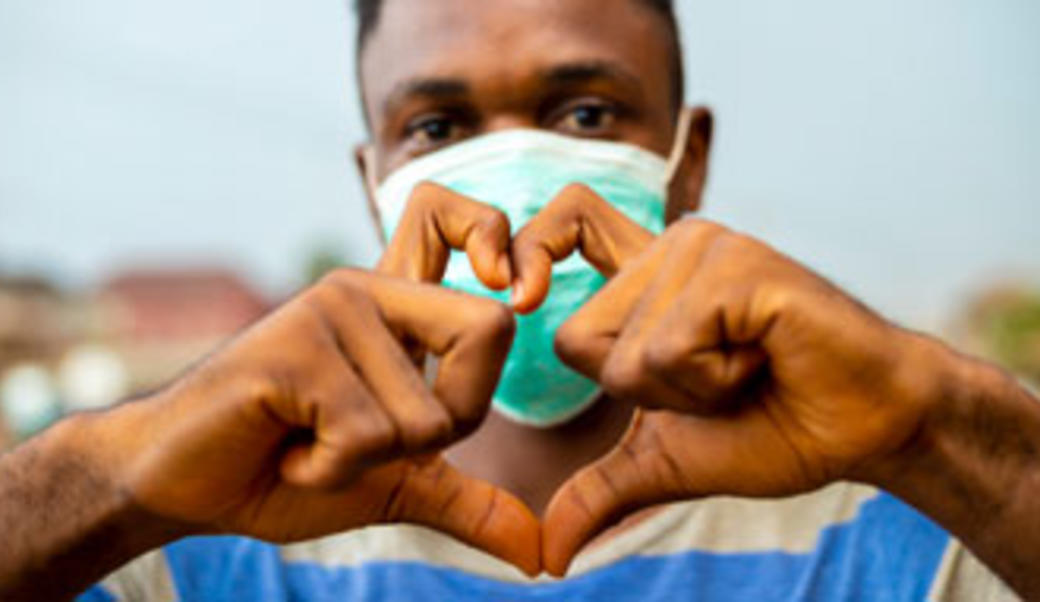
left=353, top=0, right=685, bottom=114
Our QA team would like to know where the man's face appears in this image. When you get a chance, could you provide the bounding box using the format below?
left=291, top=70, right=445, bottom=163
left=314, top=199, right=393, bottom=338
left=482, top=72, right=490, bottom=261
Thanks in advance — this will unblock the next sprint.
left=359, top=0, right=681, bottom=180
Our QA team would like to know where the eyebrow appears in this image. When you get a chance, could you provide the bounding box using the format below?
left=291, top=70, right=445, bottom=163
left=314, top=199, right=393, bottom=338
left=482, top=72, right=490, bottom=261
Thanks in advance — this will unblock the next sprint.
left=540, top=60, right=643, bottom=97
left=378, top=60, right=643, bottom=122
left=381, top=77, right=470, bottom=117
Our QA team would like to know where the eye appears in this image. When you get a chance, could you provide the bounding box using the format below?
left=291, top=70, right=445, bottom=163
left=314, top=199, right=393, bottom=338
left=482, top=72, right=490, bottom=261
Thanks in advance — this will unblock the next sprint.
left=556, top=102, right=618, bottom=136
left=405, top=114, right=463, bottom=148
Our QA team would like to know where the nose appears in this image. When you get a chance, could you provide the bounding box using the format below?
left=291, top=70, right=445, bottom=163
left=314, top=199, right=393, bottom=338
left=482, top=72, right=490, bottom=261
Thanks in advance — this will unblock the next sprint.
left=483, top=113, right=538, bottom=135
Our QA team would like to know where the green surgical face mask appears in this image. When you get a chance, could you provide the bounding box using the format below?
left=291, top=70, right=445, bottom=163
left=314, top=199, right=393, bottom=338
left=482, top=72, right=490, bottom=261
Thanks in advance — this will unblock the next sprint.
left=372, top=113, right=691, bottom=427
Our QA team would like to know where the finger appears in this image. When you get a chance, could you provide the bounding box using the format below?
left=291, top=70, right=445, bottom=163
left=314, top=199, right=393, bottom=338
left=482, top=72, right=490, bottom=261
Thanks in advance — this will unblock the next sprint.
left=388, top=458, right=541, bottom=576
left=551, top=229, right=674, bottom=382
left=307, top=279, right=459, bottom=454
left=378, top=181, right=512, bottom=289
left=367, top=274, right=515, bottom=432
left=643, top=275, right=769, bottom=415
left=279, top=365, right=399, bottom=489
left=541, top=411, right=689, bottom=577
left=325, top=269, right=514, bottom=432
left=597, top=222, right=727, bottom=411
left=510, top=183, right=654, bottom=314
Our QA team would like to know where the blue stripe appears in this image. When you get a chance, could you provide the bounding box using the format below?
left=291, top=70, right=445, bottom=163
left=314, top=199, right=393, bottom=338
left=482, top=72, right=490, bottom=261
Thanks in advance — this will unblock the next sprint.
left=163, top=493, right=949, bottom=601
left=76, top=585, right=117, bottom=602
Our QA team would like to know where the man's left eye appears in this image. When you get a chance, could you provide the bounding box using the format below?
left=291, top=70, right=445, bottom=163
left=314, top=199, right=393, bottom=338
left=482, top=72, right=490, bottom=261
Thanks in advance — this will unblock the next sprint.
left=557, top=103, right=616, bottom=134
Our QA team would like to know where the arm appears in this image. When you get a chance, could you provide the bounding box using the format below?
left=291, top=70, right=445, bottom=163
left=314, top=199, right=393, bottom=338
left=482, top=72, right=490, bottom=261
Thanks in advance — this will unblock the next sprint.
left=0, top=269, right=539, bottom=601
left=0, top=408, right=185, bottom=601
left=867, top=342, right=1040, bottom=597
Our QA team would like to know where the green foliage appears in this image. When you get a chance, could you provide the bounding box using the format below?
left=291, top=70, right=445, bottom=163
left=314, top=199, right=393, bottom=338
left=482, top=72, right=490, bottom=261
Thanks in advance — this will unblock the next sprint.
left=985, top=292, right=1040, bottom=384
left=304, top=245, right=348, bottom=285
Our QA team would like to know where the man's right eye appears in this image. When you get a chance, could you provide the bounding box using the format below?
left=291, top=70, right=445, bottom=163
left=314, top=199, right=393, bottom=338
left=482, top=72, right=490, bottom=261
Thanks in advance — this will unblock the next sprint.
left=406, top=115, right=460, bottom=147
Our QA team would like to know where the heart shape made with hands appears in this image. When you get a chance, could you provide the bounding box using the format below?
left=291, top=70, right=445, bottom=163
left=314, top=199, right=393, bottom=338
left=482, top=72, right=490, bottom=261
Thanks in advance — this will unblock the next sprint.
left=375, top=182, right=660, bottom=575
left=377, top=181, right=927, bottom=578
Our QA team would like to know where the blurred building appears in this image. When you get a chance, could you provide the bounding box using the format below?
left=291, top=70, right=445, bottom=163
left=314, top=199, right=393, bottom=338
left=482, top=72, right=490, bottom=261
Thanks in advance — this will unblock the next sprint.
left=0, top=275, right=84, bottom=446
left=0, top=268, right=270, bottom=448
left=0, top=276, right=79, bottom=373
left=98, top=268, right=271, bottom=390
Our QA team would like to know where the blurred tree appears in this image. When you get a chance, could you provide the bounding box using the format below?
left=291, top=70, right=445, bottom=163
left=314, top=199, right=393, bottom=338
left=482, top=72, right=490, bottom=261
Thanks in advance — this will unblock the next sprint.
left=304, top=244, right=348, bottom=284
left=952, top=284, right=1040, bottom=388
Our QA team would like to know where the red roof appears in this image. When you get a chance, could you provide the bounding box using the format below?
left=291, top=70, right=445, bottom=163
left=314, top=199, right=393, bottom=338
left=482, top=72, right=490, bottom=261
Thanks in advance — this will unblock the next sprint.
left=101, top=269, right=270, bottom=341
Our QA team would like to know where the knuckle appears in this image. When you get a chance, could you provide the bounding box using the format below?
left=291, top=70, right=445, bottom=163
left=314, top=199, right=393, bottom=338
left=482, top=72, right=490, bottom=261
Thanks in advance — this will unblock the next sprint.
left=410, top=181, right=446, bottom=210
left=477, top=206, right=511, bottom=236
left=643, top=336, right=688, bottom=376
left=350, top=415, right=400, bottom=458
left=712, top=231, right=760, bottom=261
left=553, top=319, right=588, bottom=364
left=600, top=353, right=645, bottom=400
left=400, top=409, right=454, bottom=451
left=674, top=217, right=728, bottom=242
left=304, top=269, right=373, bottom=323
left=469, top=299, right=516, bottom=343
left=556, top=183, right=599, bottom=215
left=243, top=373, right=284, bottom=408
left=560, top=182, right=598, bottom=204
left=317, top=267, right=364, bottom=295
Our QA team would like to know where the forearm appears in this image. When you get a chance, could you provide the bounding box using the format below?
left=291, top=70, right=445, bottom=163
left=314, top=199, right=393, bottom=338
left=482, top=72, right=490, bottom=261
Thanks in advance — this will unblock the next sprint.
left=866, top=337, right=1040, bottom=599
left=0, top=408, right=184, bottom=601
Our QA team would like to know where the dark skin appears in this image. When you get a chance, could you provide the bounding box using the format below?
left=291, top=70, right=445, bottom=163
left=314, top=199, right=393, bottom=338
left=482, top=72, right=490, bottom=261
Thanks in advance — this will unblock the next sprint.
left=359, top=0, right=707, bottom=515
left=2, top=0, right=1040, bottom=599
left=361, top=0, right=1040, bottom=592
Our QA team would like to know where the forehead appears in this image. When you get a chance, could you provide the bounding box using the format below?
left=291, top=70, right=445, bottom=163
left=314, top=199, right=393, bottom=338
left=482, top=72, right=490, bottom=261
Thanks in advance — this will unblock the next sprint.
left=360, top=0, right=673, bottom=121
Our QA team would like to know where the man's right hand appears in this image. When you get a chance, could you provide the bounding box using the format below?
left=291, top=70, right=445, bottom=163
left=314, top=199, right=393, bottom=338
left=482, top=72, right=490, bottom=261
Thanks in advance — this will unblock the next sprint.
left=76, top=268, right=540, bottom=575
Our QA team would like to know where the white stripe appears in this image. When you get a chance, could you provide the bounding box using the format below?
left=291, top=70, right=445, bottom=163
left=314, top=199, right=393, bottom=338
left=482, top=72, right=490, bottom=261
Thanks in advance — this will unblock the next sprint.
left=281, top=482, right=880, bottom=581
left=281, top=524, right=535, bottom=583
left=572, top=482, right=879, bottom=574
left=927, top=539, right=1019, bottom=601
left=97, top=549, right=177, bottom=602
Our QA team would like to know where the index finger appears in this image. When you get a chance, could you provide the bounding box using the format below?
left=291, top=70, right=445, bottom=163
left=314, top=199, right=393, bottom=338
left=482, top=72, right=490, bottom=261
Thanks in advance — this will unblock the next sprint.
left=378, top=181, right=513, bottom=289
left=509, top=183, right=655, bottom=314
left=553, top=218, right=725, bottom=383
left=552, top=233, right=671, bottom=381
left=358, top=271, right=516, bottom=429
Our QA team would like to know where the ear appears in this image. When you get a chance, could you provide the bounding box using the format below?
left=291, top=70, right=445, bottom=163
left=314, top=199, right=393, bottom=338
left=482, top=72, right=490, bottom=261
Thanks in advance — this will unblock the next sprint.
left=665, top=106, right=714, bottom=224
left=354, top=143, right=387, bottom=245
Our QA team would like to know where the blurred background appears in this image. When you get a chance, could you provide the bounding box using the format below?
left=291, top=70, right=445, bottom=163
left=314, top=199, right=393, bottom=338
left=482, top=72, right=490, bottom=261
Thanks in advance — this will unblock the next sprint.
left=1, top=0, right=1037, bottom=447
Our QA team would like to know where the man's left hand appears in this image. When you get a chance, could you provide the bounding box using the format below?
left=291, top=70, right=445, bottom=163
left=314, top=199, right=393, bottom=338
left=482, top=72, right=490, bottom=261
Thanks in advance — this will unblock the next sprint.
left=538, top=216, right=944, bottom=576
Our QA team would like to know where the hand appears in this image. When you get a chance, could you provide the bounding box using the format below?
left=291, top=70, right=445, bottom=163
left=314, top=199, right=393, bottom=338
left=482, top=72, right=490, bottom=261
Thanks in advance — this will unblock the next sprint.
left=84, top=268, right=540, bottom=575
left=541, top=217, right=939, bottom=575
left=377, top=180, right=654, bottom=311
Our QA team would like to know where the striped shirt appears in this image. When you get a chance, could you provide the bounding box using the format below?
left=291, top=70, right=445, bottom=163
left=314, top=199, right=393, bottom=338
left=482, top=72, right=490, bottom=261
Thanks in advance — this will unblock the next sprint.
left=79, top=483, right=1016, bottom=601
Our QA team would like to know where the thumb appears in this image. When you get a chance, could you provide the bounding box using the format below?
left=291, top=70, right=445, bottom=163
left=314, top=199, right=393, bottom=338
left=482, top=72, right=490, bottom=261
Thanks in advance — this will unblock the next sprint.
left=541, top=412, right=684, bottom=577
left=510, top=183, right=654, bottom=313
left=389, top=458, right=542, bottom=577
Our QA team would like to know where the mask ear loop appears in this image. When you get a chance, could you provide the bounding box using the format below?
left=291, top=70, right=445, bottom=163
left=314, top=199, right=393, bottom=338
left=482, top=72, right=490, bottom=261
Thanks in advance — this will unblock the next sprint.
left=663, top=106, right=695, bottom=184
left=359, top=144, right=388, bottom=247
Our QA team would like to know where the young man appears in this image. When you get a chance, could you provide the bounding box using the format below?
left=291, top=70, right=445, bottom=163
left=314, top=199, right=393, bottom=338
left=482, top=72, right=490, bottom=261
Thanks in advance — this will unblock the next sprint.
left=2, top=0, right=1038, bottom=599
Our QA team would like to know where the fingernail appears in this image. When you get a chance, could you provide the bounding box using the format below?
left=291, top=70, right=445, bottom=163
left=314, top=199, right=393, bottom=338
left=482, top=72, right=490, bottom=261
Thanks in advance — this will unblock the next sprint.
left=510, top=281, right=525, bottom=308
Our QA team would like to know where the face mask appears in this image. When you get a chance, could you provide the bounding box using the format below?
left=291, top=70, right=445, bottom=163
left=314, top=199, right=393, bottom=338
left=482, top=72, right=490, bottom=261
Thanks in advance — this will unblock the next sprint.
left=370, top=110, right=693, bottom=427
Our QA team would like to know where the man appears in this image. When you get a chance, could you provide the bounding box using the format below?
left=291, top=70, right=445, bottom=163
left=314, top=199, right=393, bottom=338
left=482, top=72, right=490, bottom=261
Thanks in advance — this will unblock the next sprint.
left=1, top=0, right=1038, bottom=599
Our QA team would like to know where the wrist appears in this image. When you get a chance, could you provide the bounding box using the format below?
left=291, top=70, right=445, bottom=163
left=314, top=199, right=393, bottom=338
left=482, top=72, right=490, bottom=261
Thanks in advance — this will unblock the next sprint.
left=54, top=401, right=197, bottom=546
left=857, top=331, right=1040, bottom=519
left=0, top=402, right=190, bottom=599
left=856, top=333, right=976, bottom=490
left=854, top=333, right=1040, bottom=598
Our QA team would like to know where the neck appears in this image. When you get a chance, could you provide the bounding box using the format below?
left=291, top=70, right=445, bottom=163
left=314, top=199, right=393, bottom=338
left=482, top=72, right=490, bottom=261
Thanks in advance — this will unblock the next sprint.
left=446, top=395, right=634, bottom=515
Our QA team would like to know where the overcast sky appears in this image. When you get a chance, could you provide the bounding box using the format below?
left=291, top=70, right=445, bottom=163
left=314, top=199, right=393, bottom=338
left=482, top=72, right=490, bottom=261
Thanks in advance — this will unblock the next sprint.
left=1, top=0, right=1038, bottom=331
